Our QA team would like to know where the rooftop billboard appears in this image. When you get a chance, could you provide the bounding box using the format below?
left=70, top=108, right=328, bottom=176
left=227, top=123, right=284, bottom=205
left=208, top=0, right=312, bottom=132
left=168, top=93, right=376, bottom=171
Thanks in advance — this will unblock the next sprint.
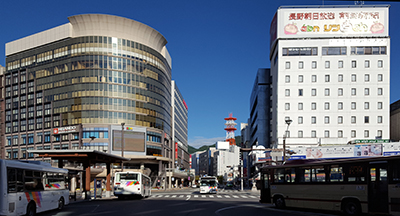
left=273, top=6, right=388, bottom=45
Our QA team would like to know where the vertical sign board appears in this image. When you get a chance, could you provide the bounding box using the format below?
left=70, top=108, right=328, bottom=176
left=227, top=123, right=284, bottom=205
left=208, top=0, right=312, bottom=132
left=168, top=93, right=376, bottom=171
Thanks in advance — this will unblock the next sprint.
left=175, top=142, right=178, bottom=160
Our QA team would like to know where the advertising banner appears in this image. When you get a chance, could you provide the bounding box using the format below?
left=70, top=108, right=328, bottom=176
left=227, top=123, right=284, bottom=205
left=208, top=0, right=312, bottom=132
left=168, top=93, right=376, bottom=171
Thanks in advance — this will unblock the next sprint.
left=277, top=7, right=388, bottom=39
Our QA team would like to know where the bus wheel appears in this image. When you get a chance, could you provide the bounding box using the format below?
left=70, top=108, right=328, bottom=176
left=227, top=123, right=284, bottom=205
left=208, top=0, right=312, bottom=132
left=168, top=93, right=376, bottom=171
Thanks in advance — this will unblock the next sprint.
left=58, top=197, right=65, bottom=210
left=274, top=196, right=286, bottom=209
left=342, top=200, right=360, bottom=215
left=26, top=202, right=36, bottom=216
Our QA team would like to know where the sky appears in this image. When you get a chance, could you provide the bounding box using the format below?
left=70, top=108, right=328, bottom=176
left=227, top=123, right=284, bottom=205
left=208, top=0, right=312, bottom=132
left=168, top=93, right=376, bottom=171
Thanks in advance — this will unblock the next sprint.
left=0, top=0, right=399, bottom=148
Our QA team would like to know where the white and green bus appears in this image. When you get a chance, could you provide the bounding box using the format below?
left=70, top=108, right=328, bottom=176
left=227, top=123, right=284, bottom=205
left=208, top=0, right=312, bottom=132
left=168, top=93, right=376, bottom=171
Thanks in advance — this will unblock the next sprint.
left=0, top=159, right=69, bottom=216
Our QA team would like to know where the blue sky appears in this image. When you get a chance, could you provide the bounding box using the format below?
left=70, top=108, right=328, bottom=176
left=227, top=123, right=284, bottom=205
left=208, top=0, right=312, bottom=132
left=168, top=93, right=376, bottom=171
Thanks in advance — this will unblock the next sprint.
left=0, top=0, right=398, bottom=148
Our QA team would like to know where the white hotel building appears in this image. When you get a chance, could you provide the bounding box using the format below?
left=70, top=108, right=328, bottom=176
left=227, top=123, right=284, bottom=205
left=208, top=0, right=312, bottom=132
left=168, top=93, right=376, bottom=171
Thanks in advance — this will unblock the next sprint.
left=270, top=6, right=390, bottom=149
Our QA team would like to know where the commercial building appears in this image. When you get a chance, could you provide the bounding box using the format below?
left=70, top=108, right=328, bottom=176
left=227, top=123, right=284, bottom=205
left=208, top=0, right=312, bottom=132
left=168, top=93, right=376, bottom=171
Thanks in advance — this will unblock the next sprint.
left=270, top=6, right=390, bottom=150
left=2, top=14, right=187, bottom=188
left=391, top=100, right=400, bottom=142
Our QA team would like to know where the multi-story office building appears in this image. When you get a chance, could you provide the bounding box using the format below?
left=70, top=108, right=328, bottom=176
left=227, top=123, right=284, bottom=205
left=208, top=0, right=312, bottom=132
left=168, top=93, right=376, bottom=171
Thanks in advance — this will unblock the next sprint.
left=171, top=81, right=189, bottom=169
left=3, top=14, right=186, bottom=188
left=391, top=100, right=400, bottom=142
left=0, top=65, right=4, bottom=159
left=270, top=6, right=390, bottom=149
left=250, top=68, right=272, bottom=148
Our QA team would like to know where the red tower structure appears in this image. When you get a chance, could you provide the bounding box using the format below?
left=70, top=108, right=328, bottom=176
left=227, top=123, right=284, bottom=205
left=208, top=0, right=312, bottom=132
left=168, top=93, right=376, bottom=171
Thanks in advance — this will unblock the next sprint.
left=224, top=113, right=237, bottom=146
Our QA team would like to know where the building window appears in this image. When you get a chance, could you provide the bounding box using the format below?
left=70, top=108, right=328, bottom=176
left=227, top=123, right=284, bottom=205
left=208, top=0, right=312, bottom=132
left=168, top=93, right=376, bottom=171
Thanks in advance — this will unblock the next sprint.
left=378, top=88, right=383, bottom=95
left=298, top=103, right=303, bottom=110
left=311, top=102, right=316, bottom=110
left=352, top=60, right=357, bottom=68
left=365, top=74, right=370, bottom=82
left=298, top=116, right=303, bottom=124
left=311, top=116, right=316, bottom=124
left=285, top=75, right=290, bottom=83
left=312, top=61, right=317, bottom=69
left=298, top=89, right=303, bottom=96
left=325, top=88, right=330, bottom=96
left=378, top=102, right=383, bottom=109
left=299, top=61, right=304, bottom=69
left=377, top=130, right=382, bottom=137
left=338, top=116, right=343, bottom=124
left=325, top=102, right=330, bottom=110
left=285, top=89, right=290, bottom=96
left=365, top=60, right=370, bottom=68
left=351, top=46, right=386, bottom=55
left=312, top=89, right=317, bottom=96
left=322, top=47, right=347, bottom=55
left=298, top=131, right=303, bottom=138
left=338, top=130, right=343, bottom=138
left=365, top=116, right=369, bottom=123
left=378, top=74, right=383, bottom=82
left=338, top=88, right=343, bottom=96
left=351, top=130, right=356, bottom=138
left=298, top=75, right=303, bottom=83
left=338, top=60, right=344, bottom=68
left=351, top=74, right=357, bottom=82
left=378, top=60, right=383, bottom=68
left=325, top=61, right=330, bottom=69
left=282, top=47, right=318, bottom=56
left=325, top=75, right=330, bottom=82
left=285, top=103, right=290, bottom=110
left=365, top=88, right=370, bottom=96
left=378, top=116, right=383, bottom=123
left=338, top=74, right=343, bottom=82
left=351, top=88, right=356, bottom=96
left=364, top=102, right=369, bottom=110
left=324, top=130, right=330, bottom=138
left=364, top=130, right=369, bottom=138
left=286, top=62, right=290, bottom=69
left=351, top=102, right=356, bottom=110
left=324, top=116, right=330, bottom=124
left=351, top=116, right=356, bottom=123
left=312, top=75, right=317, bottom=82
left=311, top=130, right=316, bottom=138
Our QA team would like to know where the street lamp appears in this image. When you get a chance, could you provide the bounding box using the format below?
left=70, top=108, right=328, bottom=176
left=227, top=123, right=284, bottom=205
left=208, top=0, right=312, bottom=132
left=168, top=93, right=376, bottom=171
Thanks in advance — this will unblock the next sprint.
left=89, top=136, right=96, bottom=150
left=121, top=122, right=125, bottom=172
left=283, top=119, right=292, bottom=162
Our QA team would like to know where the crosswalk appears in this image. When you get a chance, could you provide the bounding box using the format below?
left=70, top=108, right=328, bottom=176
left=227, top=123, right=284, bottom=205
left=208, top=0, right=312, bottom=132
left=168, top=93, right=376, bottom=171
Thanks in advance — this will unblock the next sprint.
left=150, top=194, right=258, bottom=200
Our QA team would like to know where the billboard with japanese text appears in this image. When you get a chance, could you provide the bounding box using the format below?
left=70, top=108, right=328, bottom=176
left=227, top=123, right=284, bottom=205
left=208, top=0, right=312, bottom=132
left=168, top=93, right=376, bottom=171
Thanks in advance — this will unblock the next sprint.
left=276, top=6, right=388, bottom=40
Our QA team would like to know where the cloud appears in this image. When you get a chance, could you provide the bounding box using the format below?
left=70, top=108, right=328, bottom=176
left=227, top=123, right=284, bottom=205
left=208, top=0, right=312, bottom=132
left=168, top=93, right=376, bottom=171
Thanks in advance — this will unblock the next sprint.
left=189, top=136, right=226, bottom=148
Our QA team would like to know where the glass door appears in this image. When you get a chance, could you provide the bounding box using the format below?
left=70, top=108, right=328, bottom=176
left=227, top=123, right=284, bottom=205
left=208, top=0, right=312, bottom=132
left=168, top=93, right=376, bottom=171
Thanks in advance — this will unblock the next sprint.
left=368, top=162, right=389, bottom=213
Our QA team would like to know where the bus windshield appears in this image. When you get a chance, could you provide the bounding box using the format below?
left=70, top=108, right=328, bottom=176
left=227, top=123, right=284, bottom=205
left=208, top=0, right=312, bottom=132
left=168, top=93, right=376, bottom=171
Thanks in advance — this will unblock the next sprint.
left=120, top=173, right=138, bottom=181
left=200, top=180, right=216, bottom=186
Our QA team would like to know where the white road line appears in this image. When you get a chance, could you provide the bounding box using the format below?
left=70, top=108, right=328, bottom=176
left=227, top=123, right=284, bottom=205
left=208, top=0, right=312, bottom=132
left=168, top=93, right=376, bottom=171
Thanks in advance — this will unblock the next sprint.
left=201, top=195, right=206, bottom=198
left=241, top=195, right=248, bottom=198
left=249, top=195, right=256, bottom=198
left=172, top=195, right=177, bottom=198
left=209, top=195, right=214, bottom=198
left=232, top=195, right=239, bottom=198
left=186, top=195, right=191, bottom=201
left=179, top=195, right=184, bottom=198
left=165, top=195, right=170, bottom=197
left=194, top=195, right=198, bottom=198
left=217, top=195, right=222, bottom=198
left=224, top=195, right=230, bottom=198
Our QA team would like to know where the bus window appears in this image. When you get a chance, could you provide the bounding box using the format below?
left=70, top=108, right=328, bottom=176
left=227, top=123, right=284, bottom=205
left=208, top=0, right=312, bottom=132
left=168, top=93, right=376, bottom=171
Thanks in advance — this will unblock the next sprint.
left=285, top=168, right=295, bottom=183
left=274, top=169, right=285, bottom=183
left=312, top=166, right=325, bottom=182
left=7, top=168, right=16, bottom=193
left=263, top=173, right=269, bottom=188
left=298, top=167, right=311, bottom=182
left=330, top=165, right=343, bottom=182
left=391, top=161, right=400, bottom=182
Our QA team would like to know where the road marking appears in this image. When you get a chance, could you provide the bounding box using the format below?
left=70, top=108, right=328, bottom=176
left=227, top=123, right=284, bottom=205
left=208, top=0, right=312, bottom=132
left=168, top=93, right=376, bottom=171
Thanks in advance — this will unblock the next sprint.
left=224, top=195, right=230, bottom=198
left=209, top=195, right=214, bottom=198
left=249, top=195, right=256, bottom=198
left=165, top=195, right=170, bottom=197
left=186, top=195, right=191, bottom=201
left=194, top=195, right=198, bottom=198
left=179, top=195, right=184, bottom=198
left=172, top=195, right=177, bottom=198
left=217, top=195, right=222, bottom=198
left=232, top=195, right=239, bottom=198
left=241, top=195, right=248, bottom=198
left=201, top=195, right=206, bottom=198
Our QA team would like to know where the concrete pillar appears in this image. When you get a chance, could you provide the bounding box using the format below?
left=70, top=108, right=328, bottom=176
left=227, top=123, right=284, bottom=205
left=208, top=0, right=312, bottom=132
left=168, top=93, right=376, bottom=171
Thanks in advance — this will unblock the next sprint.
left=106, top=163, right=111, bottom=198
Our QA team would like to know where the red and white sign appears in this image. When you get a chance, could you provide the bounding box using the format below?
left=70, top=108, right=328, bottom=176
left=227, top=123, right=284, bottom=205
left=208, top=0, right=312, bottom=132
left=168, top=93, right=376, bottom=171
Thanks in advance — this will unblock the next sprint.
left=175, top=142, right=178, bottom=159
left=52, top=126, right=77, bottom=134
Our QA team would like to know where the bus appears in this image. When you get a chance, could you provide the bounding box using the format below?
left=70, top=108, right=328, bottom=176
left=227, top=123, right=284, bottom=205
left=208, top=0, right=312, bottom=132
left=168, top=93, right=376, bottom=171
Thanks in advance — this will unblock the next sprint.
left=0, top=159, right=69, bottom=216
left=199, top=176, right=218, bottom=194
left=113, top=172, right=151, bottom=199
left=259, top=155, right=400, bottom=215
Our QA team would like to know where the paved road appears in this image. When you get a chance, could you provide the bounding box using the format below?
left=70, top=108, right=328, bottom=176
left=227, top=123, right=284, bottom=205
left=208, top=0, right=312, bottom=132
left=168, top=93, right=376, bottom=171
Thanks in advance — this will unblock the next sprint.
left=38, top=188, right=340, bottom=216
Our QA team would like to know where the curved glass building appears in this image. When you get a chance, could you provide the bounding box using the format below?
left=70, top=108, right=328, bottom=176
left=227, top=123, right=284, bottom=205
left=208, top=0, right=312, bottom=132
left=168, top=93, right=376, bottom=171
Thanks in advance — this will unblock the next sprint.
left=3, top=14, right=185, bottom=187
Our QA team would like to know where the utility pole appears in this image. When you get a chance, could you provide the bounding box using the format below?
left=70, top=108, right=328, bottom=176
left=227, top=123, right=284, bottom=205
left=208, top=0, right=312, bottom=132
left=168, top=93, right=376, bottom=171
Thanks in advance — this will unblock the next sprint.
left=121, top=122, right=125, bottom=172
left=283, top=119, right=292, bottom=162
